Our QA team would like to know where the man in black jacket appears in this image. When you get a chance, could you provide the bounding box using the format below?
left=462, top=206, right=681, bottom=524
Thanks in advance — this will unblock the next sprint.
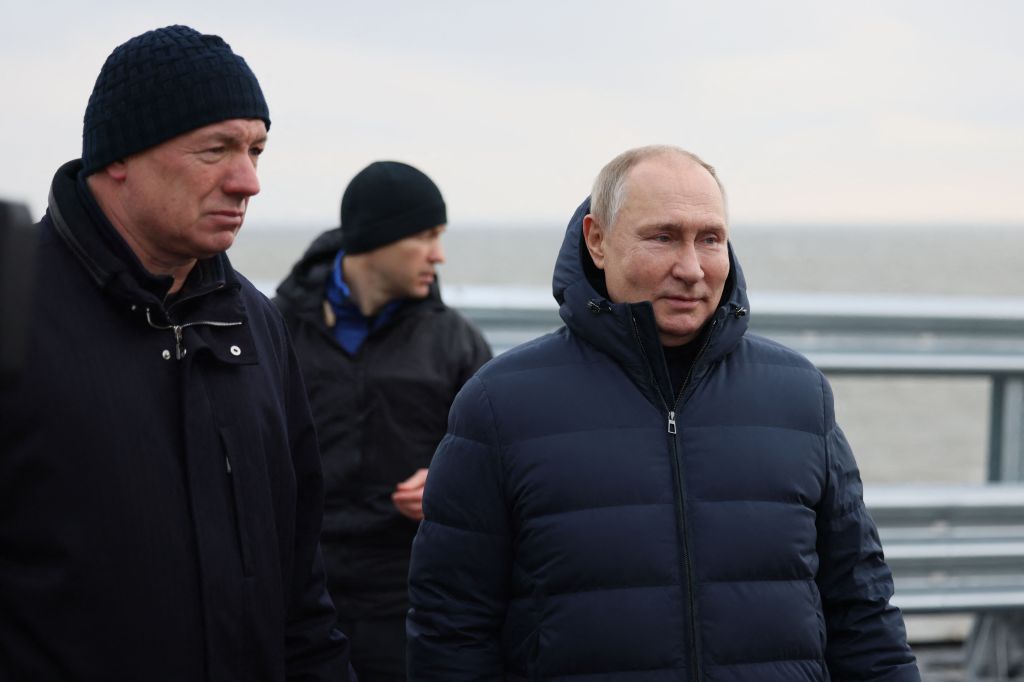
left=275, top=161, right=492, bottom=682
left=0, top=25, right=352, bottom=680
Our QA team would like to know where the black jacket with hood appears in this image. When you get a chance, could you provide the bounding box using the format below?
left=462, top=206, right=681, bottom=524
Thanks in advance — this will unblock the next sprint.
left=407, top=197, right=920, bottom=681
left=274, top=228, right=491, bottom=619
left=0, top=161, right=351, bottom=681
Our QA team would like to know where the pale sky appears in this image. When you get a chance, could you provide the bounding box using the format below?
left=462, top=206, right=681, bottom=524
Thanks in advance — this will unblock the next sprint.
left=2, top=1, right=1021, bottom=229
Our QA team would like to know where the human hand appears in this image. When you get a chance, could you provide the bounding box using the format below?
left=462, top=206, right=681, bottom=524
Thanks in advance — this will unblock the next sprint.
left=392, top=468, right=429, bottom=521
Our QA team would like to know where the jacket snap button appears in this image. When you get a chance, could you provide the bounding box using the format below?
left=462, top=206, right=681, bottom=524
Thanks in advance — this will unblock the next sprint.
left=229, top=345, right=242, bottom=357
left=161, top=349, right=171, bottom=360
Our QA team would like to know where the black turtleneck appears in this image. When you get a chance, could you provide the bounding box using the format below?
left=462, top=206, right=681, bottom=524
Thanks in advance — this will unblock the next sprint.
left=662, top=322, right=713, bottom=400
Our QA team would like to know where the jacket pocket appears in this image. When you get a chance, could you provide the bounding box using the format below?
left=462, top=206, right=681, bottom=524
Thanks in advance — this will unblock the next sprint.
left=220, top=426, right=255, bottom=577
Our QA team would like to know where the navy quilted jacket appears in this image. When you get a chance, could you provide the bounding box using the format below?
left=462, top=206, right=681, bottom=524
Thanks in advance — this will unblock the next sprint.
left=407, top=198, right=920, bottom=681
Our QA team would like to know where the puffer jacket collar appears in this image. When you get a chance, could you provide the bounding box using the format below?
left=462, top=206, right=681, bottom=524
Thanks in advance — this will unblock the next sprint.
left=552, top=196, right=751, bottom=409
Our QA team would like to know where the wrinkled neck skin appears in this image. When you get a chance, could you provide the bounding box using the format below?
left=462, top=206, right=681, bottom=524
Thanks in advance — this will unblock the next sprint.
left=87, top=173, right=195, bottom=294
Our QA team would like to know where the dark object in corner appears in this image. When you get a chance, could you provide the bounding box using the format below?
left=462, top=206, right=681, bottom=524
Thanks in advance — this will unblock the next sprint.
left=0, top=199, right=36, bottom=380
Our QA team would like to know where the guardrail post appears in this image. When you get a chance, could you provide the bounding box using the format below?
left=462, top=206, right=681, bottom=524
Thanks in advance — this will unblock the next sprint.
left=972, top=374, right=1024, bottom=681
left=989, top=374, right=1024, bottom=482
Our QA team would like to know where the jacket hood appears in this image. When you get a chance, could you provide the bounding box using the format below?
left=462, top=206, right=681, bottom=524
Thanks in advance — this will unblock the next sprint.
left=274, top=227, right=444, bottom=317
left=274, top=227, right=344, bottom=313
left=551, top=196, right=751, bottom=405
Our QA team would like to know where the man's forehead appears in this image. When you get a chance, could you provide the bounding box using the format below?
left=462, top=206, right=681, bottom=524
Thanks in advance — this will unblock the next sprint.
left=624, top=159, right=725, bottom=213
left=630, top=154, right=718, bottom=189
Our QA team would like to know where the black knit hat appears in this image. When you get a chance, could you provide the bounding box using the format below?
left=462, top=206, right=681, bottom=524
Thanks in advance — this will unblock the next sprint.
left=339, top=161, right=447, bottom=254
left=81, top=25, right=270, bottom=176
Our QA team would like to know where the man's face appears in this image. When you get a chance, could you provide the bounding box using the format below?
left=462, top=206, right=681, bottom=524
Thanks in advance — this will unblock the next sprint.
left=116, top=118, right=267, bottom=266
left=583, top=154, right=730, bottom=347
left=363, top=225, right=447, bottom=302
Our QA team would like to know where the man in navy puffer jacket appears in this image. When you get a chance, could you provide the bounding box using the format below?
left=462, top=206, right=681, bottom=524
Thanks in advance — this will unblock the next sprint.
left=407, top=146, right=920, bottom=681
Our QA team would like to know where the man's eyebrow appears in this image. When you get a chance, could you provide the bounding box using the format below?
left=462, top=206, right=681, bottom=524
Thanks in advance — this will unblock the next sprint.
left=197, top=132, right=268, bottom=146
left=638, top=221, right=726, bottom=232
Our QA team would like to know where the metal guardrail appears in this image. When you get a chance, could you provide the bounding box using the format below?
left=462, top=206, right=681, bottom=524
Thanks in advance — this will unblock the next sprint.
left=866, top=484, right=1024, bottom=614
left=866, top=484, right=1024, bottom=681
left=443, top=287, right=1024, bottom=484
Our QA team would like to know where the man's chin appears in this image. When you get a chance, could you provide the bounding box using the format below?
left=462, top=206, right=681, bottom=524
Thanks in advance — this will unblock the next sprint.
left=189, top=235, right=238, bottom=260
left=408, top=284, right=432, bottom=299
left=656, top=317, right=706, bottom=346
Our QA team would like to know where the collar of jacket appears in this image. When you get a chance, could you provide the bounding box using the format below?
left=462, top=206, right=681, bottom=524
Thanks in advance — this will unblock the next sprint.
left=274, top=226, right=446, bottom=327
left=552, top=195, right=751, bottom=409
left=45, top=159, right=256, bottom=365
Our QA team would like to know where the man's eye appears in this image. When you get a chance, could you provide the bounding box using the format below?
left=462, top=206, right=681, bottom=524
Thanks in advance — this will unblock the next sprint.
left=250, top=146, right=265, bottom=157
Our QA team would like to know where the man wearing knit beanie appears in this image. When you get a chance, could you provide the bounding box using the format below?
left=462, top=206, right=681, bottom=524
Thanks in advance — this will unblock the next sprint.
left=0, top=25, right=353, bottom=681
left=275, top=161, right=492, bottom=682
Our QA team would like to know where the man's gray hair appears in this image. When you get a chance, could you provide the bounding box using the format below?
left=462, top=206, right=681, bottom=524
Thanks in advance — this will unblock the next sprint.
left=589, top=145, right=727, bottom=230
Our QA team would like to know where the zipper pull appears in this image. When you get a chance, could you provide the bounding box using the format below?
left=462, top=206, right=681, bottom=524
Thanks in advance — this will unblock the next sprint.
left=667, top=410, right=677, bottom=434
left=173, top=325, right=184, bottom=360
left=225, top=455, right=233, bottom=474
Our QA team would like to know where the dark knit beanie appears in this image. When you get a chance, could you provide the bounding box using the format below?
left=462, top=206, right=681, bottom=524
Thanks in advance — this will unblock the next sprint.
left=81, top=25, right=270, bottom=176
left=339, top=161, right=447, bottom=254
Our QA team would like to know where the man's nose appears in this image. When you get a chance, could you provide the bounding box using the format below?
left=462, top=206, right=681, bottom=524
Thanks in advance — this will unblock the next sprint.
left=671, top=241, right=704, bottom=283
left=223, top=154, right=261, bottom=198
left=429, top=238, right=445, bottom=264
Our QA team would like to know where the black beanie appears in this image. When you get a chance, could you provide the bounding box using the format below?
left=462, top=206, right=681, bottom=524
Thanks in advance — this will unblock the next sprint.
left=339, top=161, right=447, bottom=254
left=81, top=25, right=270, bottom=176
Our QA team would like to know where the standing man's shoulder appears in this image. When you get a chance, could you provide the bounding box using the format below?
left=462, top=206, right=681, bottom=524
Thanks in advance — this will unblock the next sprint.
left=431, top=300, right=489, bottom=343
left=736, top=331, right=823, bottom=374
left=460, top=326, right=581, bottom=392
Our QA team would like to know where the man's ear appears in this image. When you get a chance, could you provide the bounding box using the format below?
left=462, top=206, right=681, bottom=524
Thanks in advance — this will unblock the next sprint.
left=582, top=214, right=606, bottom=270
left=104, top=159, right=128, bottom=182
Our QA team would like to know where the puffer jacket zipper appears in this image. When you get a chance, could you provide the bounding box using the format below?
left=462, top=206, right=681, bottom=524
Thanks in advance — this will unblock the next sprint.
left=628, top=311, right=718, bottom=682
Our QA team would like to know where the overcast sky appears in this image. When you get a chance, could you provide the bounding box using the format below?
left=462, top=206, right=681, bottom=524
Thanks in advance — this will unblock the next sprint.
left=2, top=1, right=1021, bottom=229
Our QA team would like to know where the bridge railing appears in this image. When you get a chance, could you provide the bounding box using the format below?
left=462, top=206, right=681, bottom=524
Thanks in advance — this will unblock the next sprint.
left=444, top=287, right=1024, bottom=483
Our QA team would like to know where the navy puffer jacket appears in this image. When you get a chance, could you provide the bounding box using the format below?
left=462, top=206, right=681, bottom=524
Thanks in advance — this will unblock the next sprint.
left=407, top=198, right=919, bottom=681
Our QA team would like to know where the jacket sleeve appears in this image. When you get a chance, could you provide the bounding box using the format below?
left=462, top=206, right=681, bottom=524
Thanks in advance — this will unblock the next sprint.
left=281, top=337, right=355, bottom=681
left=407, top=375, right=511, bottom=681
left=815, top=376, right=921, bottom=681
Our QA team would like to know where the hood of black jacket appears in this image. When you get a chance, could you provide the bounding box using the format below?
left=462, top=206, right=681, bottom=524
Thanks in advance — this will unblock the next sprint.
left=551, top=195, right=751, bottom=407
left=274, top=226, right=446, bottom=318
